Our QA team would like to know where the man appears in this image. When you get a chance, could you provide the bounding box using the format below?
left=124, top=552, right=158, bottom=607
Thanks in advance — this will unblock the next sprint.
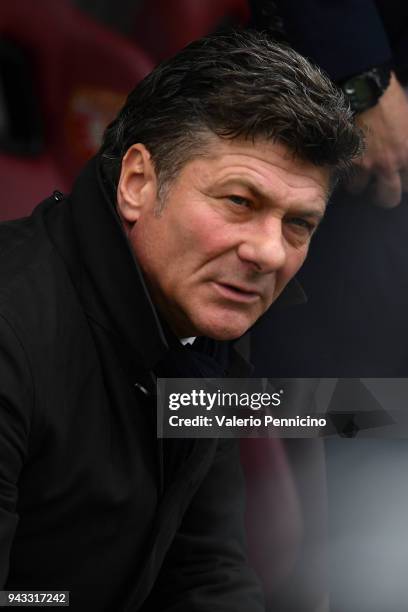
left=0, top=30, right=361, bottom=611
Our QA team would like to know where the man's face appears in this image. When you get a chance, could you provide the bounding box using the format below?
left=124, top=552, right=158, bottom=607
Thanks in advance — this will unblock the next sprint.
left=120, top=138, right=329, bottom=340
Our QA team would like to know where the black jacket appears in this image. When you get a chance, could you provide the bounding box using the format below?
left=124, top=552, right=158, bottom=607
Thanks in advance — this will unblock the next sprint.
left=0, top=158, right=263, bottom=611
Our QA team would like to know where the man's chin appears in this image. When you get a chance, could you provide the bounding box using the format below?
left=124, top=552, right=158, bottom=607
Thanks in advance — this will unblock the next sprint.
left=190, top=315, right=255, bottom=342
left=206, top=329, right=249, bottom=341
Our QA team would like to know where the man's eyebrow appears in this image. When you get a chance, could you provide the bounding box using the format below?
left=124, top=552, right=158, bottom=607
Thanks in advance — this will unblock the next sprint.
left=215, top=177, right=267, bottom=200
left=215, top=177, right=326, bottom=218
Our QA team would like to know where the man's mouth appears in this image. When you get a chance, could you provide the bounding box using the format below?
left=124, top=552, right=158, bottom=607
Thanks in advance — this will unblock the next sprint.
left=212, top=281, right=261, bottom=303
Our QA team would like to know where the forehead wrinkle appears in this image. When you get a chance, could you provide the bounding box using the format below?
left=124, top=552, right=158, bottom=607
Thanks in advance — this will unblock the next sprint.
left=210, top=145, right=325, bottom=180
left=212, top=148, right=325, bottom=182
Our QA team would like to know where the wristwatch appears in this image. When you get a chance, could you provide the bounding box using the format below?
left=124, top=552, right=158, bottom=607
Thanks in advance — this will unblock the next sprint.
left=339, top=65, right=391, bottom=114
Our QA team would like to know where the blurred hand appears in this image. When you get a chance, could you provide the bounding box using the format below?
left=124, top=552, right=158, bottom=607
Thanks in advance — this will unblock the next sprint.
left=346, top=73, right=408, bottom=208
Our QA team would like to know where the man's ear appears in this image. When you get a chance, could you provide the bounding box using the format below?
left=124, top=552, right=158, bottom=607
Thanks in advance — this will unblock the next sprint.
left=116, top=143, right=158, bottom=227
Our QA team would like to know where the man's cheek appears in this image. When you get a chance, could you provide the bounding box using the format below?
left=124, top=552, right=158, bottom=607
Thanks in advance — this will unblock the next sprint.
left=289, top=248, right=309, bottom=276
left=273, top=256, right=305, bottom=301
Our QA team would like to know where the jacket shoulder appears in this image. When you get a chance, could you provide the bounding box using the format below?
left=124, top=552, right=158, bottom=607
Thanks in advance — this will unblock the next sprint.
left=0, top=199, right=88, bottom=372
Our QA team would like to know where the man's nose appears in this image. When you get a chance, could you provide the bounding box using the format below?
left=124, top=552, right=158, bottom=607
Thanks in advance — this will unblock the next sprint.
left=237, top=218, right=286, bottom=272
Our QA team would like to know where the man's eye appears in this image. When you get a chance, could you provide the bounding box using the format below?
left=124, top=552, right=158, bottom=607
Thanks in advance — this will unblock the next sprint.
left=288, top=217, right=315, bottom=234
left=228, top=195, right=251, bottom=207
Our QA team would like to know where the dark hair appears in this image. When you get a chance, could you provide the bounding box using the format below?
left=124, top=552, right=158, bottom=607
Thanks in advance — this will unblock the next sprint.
left=100, top=29, right=363, bottom=196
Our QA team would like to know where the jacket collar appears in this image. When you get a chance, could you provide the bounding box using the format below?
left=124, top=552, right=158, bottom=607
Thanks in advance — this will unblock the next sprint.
left=59, top=156, right=170, bottom=371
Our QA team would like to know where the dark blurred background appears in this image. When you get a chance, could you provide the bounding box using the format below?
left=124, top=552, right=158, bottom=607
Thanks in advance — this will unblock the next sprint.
left=0, top=0, right=249, bottom=220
